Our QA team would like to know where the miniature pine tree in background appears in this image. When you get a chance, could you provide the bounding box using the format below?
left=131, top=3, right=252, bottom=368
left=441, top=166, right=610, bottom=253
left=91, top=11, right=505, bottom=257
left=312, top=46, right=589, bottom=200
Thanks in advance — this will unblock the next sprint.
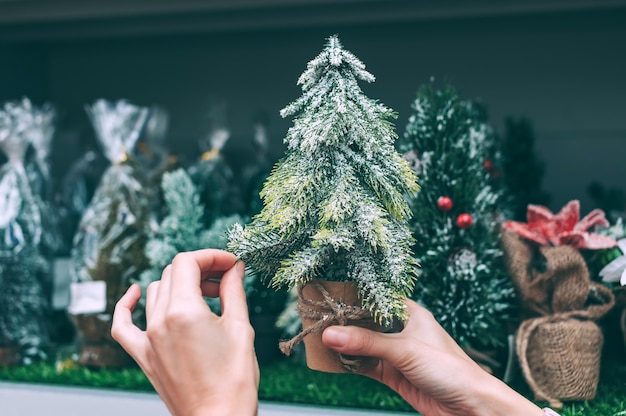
left=140, top=169, right=205, bottom=286
left=400, top=81, right=515, bottom=349
left=229, top=35, right=419, bottom=326
left=500, top=117, right=550, bottom=221
left=139, top=168, right=249, bottom=313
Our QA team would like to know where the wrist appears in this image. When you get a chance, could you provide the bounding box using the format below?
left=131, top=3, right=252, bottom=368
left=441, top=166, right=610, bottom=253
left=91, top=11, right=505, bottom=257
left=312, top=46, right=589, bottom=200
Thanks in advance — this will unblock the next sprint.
left=199, top=384, right=258, bottom=416
left=187, top=393, right=257, bottom=416
left=471, top=376, right=543, bottom=416
left=188, top=401, right=257, bottom=416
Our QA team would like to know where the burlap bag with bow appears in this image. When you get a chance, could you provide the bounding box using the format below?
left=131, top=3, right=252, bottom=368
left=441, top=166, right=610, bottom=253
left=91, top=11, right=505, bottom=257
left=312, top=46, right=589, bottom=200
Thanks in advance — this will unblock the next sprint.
left=501, top=230, right=615, bottom=409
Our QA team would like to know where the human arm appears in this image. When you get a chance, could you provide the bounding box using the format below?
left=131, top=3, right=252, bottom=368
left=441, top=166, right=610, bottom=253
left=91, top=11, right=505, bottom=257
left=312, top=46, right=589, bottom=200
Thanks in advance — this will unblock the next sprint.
left=111, top=249, right=259, bottom=416
left=322, top=299, right=543, bottom=416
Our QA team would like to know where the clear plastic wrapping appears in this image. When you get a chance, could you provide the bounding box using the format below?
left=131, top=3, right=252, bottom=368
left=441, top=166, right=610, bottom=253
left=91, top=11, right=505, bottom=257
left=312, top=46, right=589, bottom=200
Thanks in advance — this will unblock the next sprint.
left=20, top=98, right=66, bottom=256
left=0, top=99, right=49, bottom=364
left=71, top=99, right=150, bottom=309
left=188, top=118, right=243, bottom=223
left=69, top=99, right=151, bottom=367
left=0, top=100, right=42, bottom=256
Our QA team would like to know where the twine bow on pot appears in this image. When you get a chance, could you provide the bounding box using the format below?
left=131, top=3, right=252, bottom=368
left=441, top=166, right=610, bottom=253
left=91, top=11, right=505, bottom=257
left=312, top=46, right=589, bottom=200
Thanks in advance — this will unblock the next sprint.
left=279, top=280, right=378, bottom=372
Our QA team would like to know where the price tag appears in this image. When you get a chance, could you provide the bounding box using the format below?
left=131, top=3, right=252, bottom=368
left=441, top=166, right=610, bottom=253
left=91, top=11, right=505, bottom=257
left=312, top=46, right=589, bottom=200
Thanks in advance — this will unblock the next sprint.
left=68, top=281, right=107, bottom=314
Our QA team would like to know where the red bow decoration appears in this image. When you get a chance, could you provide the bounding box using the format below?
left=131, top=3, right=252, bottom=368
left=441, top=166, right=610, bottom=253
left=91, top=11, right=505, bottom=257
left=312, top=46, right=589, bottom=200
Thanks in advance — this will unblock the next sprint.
left=504, top=200, right=617, bottom=249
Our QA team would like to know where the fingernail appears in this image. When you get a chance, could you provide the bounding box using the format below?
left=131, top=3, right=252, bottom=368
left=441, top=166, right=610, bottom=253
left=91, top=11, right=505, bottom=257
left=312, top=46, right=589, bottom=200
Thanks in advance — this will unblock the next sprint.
left=235, top=260, right=245, bottom=273
left=323, top=327, right=349, bottom=348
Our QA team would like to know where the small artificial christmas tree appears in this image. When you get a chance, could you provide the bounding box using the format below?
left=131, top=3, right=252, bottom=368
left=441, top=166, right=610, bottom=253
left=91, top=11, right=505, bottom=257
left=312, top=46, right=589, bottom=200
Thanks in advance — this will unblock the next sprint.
left=399, top=81, right=516, bottom=354
left=70, top=99, right=151, bottom=368
left=228, top=35, right=419, bottom=372
left=138, top=168, right=249, bottom=314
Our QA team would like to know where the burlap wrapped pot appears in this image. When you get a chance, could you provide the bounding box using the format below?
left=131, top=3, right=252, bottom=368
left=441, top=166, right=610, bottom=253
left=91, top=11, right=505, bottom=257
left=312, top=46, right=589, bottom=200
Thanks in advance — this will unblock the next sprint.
left=501, top=230, right=615, bottom=409
left=279, top=280, right=383, bottom=373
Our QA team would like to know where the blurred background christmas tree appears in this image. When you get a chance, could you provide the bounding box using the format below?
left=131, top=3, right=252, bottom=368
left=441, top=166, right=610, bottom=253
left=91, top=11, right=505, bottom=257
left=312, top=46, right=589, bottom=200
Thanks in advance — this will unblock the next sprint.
left=400, top=81, right=516, bottom=356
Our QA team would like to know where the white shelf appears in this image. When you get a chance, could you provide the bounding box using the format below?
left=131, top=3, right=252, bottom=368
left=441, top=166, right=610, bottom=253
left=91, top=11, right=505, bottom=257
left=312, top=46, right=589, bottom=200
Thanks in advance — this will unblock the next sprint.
left=0, top=381, right=414, bottom=416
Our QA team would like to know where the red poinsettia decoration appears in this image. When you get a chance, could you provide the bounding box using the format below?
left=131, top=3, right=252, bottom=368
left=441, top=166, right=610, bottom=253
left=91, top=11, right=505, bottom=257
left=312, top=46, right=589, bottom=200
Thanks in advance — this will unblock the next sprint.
left=503, top=200, right=617, bottom=249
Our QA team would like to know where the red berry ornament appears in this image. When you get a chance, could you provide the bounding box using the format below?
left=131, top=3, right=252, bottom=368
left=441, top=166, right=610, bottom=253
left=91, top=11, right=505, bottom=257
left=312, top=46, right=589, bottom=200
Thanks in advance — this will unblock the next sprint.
left=456, top=213, right=473, bottom=229
left=437, top=196, right=453, bottom=212
left=483, top=159, right=493, bottom=171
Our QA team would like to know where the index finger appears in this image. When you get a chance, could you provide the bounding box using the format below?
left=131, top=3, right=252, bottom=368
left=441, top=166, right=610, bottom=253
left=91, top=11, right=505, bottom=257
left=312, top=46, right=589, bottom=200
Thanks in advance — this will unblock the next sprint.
left=111, top=284, right=146, bottom=359
left=219, top=260, right=249, bottom=321
left=169, top=249, right=237, bottom=299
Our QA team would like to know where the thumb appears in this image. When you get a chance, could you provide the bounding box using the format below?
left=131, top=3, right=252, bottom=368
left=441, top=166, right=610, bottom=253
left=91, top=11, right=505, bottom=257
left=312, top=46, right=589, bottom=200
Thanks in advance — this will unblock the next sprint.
left=322, top=325, right=396, bottom=360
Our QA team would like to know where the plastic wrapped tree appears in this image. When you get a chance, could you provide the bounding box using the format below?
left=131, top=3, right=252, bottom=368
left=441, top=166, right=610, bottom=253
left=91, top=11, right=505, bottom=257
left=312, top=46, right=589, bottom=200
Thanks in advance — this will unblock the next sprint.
left=0, top=101, right=49, bottom=365
left=240, top=115, right=272, bottom=216
left=228, top=35, right=419, bottom=373
left=134, top=106, right=181, bottom=222
left=70, top=99, right=150, bottom=368
left=18, top=98, right=75, bottom=346
left=399, top=82, right=516, bottom=365
left=188, top=102, right=244, bottom=224
left=59, top=150, right=108, bottom=252
left=22, top=98, right=65, bottom=258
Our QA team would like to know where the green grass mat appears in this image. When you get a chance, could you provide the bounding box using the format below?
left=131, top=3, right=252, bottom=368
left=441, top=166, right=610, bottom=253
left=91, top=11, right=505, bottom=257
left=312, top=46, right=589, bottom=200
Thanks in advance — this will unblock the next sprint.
left=1, top=356, right=624, bottom=415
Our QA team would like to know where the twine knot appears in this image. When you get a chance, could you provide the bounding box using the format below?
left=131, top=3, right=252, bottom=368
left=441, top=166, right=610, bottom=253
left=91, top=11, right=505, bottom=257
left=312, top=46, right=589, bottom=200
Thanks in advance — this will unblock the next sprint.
left=278, top=280, right=373, bottom=372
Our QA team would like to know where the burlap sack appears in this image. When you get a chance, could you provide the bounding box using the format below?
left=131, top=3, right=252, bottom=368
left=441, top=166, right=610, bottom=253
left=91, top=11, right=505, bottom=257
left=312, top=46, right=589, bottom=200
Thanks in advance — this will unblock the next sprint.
left=516, top=288, right=613, bottom=409
left=501, top=230, right=589, bottom=315
left=501, top=230, right=615, bottom=409
left=279, top=280, right=382, bottom=373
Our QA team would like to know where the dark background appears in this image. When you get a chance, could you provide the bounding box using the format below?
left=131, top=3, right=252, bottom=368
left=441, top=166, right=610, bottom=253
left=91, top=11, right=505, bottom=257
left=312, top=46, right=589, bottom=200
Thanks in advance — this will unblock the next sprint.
left=1, top=0, right=625, bottom=211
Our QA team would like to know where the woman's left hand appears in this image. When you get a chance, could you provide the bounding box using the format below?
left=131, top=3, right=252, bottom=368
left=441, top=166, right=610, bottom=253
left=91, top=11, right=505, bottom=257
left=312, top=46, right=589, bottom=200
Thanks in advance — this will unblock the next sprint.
left=111, top=249, right=259, bottom=416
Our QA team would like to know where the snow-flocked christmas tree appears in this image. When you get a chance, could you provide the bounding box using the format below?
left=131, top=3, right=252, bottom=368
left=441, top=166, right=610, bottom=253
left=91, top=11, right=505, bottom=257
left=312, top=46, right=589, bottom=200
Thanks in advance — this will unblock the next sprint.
left=229, top=35, right=419, bottom=326
left=400, top=81, right=515, bottom=349
left=139, top=168, right=248, bottom=314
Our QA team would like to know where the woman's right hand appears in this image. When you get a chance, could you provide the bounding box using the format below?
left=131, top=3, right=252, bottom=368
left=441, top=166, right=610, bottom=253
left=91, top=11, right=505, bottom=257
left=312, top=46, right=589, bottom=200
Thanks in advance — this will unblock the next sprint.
left=322, top=300, right=543, bottom=416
